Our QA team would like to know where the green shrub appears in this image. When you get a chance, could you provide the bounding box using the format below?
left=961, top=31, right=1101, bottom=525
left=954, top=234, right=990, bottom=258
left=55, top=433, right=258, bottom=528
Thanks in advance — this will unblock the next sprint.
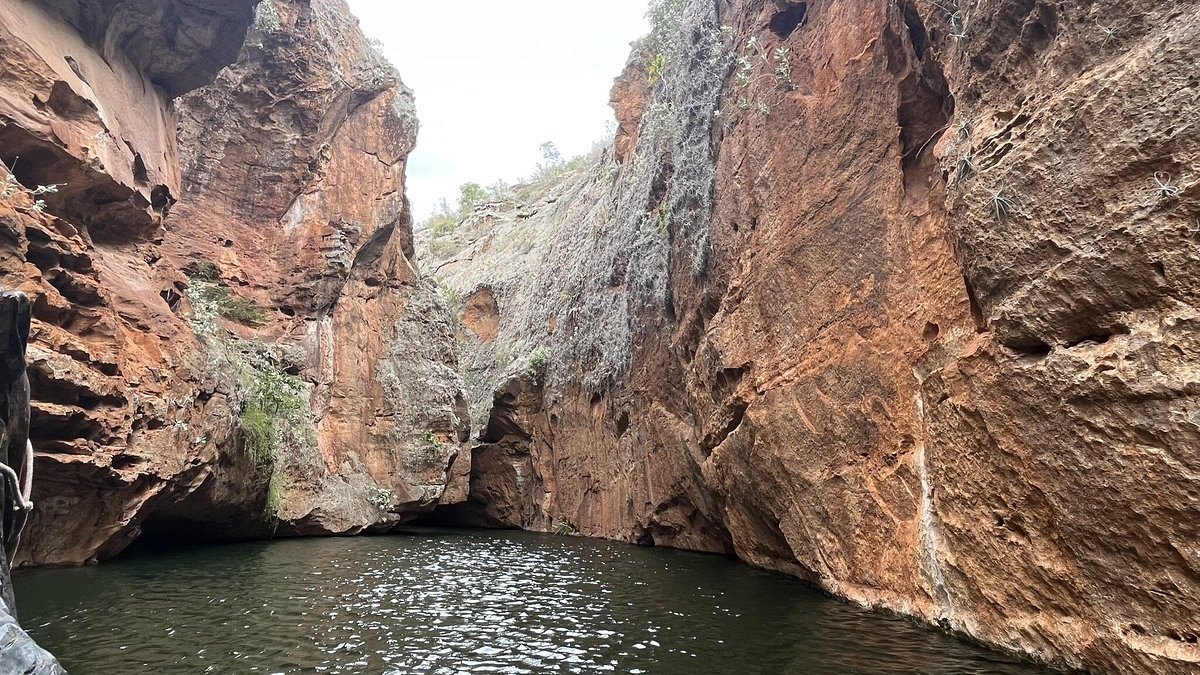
left=553, top=518, right=578, bottom=536
left=532, top=142, right=565, bottom=181
left=240, top=407, right=276, bottom=468
left=647, top=53, right=667, bottom=85
left=430, top=214, right=458, bottom=238
left=192, top=282, right=268, bottom=326
left=265, top=468, right=287, bottom=518
left=222, top=296, right=268, bottom=325
left=246, top=363, right=304, bottom=416
left=238, top=358, right=304, bottom=518
left=527, top=347, right=550, bottom=378
left=187, top=261, right=221, bottom=282
left=458, top=182, right=485, bottom=218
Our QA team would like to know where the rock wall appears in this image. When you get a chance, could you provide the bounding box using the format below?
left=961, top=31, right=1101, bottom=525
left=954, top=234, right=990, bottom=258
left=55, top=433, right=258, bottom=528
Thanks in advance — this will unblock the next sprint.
left=0, top=290, right=63, bottom=673
left=0, top=0, right=467, bottom=565
left=421, top=0, right=1200, bottom=672
left=0, top=0, right=261, bottom=566
left=165, top=0, right=469, bottom=536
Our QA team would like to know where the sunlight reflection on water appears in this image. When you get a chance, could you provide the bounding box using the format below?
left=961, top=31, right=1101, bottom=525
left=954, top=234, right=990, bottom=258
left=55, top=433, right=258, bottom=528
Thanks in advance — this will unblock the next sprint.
left=16, top=529, right=1046, bottom=674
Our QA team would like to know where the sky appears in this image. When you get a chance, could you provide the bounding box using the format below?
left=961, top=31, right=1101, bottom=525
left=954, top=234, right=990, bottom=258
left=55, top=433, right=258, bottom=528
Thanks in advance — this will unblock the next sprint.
left=345, top=0, right=651, bottom=220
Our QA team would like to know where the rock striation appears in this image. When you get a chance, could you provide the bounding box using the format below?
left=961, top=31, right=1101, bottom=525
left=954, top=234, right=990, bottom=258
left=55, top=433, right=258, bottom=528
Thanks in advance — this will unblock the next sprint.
left=0, top=290, right=63, bottom=673
left=0, top=0, right=466, bottom=567
left=420, top=0, right=1200, bottom=672
left=0, top=0, right=262, bottom=567
left=166, top=0, right=469, bottom=536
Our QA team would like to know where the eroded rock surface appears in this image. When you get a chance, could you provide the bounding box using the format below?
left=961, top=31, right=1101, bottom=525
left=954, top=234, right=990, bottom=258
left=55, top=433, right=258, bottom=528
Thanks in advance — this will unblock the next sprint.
left=1, top=0, right=466, bottom=565
left=0, top=0, right=263, bottom=567
left=167, top=0, right=468, bottom=536
left=0, top=290, right=63, bottom=673
left=421, top=1, right=1200, bottom=672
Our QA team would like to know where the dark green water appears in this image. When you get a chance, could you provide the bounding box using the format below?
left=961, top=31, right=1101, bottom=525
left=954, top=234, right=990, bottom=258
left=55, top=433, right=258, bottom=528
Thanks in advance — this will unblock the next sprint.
left=15, top=529, right=1044, bottom=674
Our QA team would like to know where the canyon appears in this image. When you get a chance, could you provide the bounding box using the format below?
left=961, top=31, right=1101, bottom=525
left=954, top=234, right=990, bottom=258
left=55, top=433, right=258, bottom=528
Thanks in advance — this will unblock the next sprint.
left=0, top=0, right=1197, bottom=673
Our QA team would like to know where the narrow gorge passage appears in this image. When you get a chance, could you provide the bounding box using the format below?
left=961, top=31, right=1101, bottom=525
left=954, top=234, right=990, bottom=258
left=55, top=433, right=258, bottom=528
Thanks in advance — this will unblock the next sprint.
left=1, top=0, right=1197, bottom=673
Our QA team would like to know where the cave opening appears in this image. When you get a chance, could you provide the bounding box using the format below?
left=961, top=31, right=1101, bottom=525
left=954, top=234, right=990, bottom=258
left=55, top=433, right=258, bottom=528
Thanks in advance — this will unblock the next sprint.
left=116, top=516, right=251, bottom=560
left=769, top=3, right=808, bottom=39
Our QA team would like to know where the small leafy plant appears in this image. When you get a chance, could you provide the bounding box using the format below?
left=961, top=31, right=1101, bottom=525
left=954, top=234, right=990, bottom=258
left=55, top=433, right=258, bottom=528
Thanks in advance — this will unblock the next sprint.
left=367, top=485, right=394, bottom=510
left=553, top=518, right=578, bottom=536
left=422, top=429, right=442, bottom=449
left=1146, top=172, right=1182, bottom=204
left=3, top=167, right=62, bottom=213
left=729, top=35, right=794, bottom=116
left=990, top=188, right=1015, bottom=221
left=773, top=47, right=793, bottom=89
left=956, top=154, right=975, bottom=181
left=647, top=53, right=667, bottom=86
left=527, top=347, right=550, bottom=378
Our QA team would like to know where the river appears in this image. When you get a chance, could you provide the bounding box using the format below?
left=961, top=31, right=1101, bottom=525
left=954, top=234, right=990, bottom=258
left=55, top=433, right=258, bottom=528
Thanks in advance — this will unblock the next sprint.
left=15, top=529, right=1045, bottom=674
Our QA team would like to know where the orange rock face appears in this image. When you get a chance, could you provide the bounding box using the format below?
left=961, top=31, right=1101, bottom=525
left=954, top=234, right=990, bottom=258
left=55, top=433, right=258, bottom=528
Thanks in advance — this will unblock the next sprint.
left=0, top=0, right=261, bottom=566
left=423, top=1, right=1200, bottom=672
left=167, top=0, right=469, bottom=536
left=1, top=0, right=466, bottom=564
left=610, top=51, right=650, bottom=165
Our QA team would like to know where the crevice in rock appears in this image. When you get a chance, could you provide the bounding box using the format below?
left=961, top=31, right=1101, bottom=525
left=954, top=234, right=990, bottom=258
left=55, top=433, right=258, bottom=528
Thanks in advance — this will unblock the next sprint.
left=123, top=140, right=150, bottom=185
left=701, top=400, right=748, bottom=454
left=481, top=391, right=530, bottom=444
left=349, top=220, right=395, bottom=271
left=1002, top=337, right=1051, bottom=357
left=963, top=275, right=987, bottom=332
left=1063, top=327, right=1130, bottom=349
left=712, top=366, right=747, bottom=402
left=900, top=3, right=929, bottom=58
left=895, top=2, right=953, bottom=183
left=47, top=80, right=97, bottom=119
left=769, top=3, right=808, bottom=39
left=151, top=185, right=175, bottom=215
left=615, top=410, right=631, bottom=437
left=0, top=124, right=160, bottom=243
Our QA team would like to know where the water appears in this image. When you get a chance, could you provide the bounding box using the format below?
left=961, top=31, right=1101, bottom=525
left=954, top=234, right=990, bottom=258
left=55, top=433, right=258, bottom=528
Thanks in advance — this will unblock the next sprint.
left=14, top=529, right=1045, bottom=674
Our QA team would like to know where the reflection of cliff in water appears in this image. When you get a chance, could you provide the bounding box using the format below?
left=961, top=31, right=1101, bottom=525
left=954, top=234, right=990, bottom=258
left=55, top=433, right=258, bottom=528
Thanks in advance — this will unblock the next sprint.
left=17, top=531, right=1047, bottom=674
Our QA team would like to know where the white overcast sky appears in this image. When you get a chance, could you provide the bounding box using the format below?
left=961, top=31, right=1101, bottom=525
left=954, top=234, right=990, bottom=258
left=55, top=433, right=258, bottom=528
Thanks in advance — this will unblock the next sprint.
left=345, top=0, right=651, bottom=220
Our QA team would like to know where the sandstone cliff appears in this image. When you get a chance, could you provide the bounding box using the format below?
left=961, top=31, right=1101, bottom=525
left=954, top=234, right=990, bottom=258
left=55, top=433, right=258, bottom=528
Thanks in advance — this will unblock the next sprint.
left=0, top=290, right=63, bottom=673
left=165, top=0, right=469, bottom=538
left=1, top=0, right=467, bottom=566
left=420, top=1, right=1200, bottom=672
left=0, top=0, right=261, bottom=566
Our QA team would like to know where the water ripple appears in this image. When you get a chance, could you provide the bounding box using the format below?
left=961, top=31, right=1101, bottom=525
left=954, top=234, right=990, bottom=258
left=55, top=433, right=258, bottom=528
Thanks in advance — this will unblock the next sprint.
left=15, top=529, right=1045, bottom=674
